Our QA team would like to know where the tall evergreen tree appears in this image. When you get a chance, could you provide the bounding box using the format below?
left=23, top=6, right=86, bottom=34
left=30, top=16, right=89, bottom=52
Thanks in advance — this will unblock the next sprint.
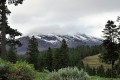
left=45, top=47, right=53, bottom=71
left=96, top=65, right=105, bottom=77
left=53, top=39, right=69, bottom=70
left=52, top=48, right=60, bottom=70
left=60, top=39, right=69, bottom=67
left=92, top=67, right=96, bottom=75
left=105, top=68, right=112, bottom=78
left=0, top=0, right=25, bottom=59
left=0, top=5, right=22, bottom=61
left=6, top=28, right=22, bottom=63
left=85, top=64, right=93, bottom=76
left=27, top=36, right=39, bottom=69
left=7, top=46, right=17, bottom=63
left=100, top=20, right=119, bottom=77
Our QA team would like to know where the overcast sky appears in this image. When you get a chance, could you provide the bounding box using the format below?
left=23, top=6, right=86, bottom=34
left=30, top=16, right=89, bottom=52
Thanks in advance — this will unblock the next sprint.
left=7, top=0, right=120, bottom=38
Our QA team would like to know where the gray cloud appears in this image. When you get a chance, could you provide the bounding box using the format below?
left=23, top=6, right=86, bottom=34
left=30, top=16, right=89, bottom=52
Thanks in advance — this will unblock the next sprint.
left=7, top=0, right=120, bottom=38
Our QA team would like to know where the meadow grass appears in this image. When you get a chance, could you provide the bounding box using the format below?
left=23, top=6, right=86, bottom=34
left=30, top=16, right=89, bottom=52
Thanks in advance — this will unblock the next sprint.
left=91, top=76, right=120, bottom=80
left=83, top=54, right=111, bottom=68
left=34, top=72, right=120, bottom=80
left=34, top=72, right=49, bottom=80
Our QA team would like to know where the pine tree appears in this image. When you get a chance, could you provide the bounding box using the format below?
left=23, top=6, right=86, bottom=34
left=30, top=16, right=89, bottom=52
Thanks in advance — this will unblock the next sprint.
left=100, top=20, right=119, bottom=77
left=27, top=36, right=39, bottom=69
left=7, top=46, right=17, bottom=63
left=59, top=39, right=69, bottom=68
left=0, top=0, right=25, bottom=59
left=105, top=68, right=112, bottom=77
left=6, top=26, right=22, bottom=63
left=45, top=47, right=53, bottom=71
left=77, top=60, right=84, bottom=70
left=53, top=39, right=69, bottom=70
left=96, top=65, right=105, bottom=77
left=52, top=48, right=60, bottom=70
left=92, top=68, right=96, bottom=75
left=85, top=64, right=92, bottom=76
left=37, top=52, right=46, bottom=71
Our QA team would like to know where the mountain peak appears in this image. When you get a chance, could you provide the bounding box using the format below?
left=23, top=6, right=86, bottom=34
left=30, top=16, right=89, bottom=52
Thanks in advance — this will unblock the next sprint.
left=17, top=33, right=102, bottom=54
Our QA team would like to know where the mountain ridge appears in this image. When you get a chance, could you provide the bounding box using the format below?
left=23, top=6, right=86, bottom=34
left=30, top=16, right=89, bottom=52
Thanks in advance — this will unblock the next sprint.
left=17, top=33, right=102, bottom=54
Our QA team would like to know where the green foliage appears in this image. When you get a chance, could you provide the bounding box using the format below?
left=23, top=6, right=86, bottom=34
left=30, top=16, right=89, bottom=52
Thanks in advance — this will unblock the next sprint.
left=47, top=67, right=90, bottom=80
left=13, top=61, right=35, bottom=80
left=45, top=47, right=53, bottom=71
left=32, top=71, right=120, bottom=80
left=0, top=58, right=13, bottom=79
left=0, top=0, right=24, bottom=59
left=7, top=47, right=17, bottom=63
left=105, top=68, right=112, bottom=78
left=85, top=64, right=93, bottom=76
left=27, top=36, right=39, bottom=69
left=52, top=48, right=60, bottom=70
left=101, top=20, right=119, bottom=64
left=37, top=45, right=102, bottom=71
left=68, top=45, right=102, bottom=67
left=101, top=20, right=120, bottom=77
left=91, top=76, right=120, bottom=80
left=47, top=72, right=61, bottom=80
left=35, top=72, right=49, bottom=80
left=0, top=58, right=35, bottom=80
left=96, top=65, right=105, bottom=77
left=52, top=39, right=69, bottom=70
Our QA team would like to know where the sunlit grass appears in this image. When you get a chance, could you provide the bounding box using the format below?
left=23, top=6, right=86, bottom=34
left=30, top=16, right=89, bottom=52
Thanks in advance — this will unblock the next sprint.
left=91, top=76, right=120, bottom=80
left=83, top=54, right=111, bottom=68
left=34, top=72, right=120, bottom=80
left=35, top=72, right=49, bottom=80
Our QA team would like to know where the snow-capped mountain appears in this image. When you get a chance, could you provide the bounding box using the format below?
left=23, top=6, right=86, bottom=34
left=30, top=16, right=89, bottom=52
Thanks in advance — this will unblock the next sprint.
left=17, top=33, right=102, bottom=54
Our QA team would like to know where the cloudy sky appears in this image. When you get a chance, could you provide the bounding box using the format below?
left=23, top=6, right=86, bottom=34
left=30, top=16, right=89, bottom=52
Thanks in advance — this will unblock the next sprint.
left=7, top=0, right=120, bottom=38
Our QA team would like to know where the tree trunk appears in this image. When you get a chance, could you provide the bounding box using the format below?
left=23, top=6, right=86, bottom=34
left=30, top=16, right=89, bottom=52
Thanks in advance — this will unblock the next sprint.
left=1, top=25, right=6, bottom=59
left=1, top=1, right=7, bottom=59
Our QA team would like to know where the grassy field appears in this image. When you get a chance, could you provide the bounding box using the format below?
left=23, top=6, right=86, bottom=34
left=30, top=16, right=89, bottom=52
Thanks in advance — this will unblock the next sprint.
left=91, top=76, right=120, bottom=80
left=34, top=72, right=120, bottom=80
left=34, top=54, right=119, bottom=80
left=35, top=72, right=49, bottom=80
left=83, top=54, right=111, bottom=68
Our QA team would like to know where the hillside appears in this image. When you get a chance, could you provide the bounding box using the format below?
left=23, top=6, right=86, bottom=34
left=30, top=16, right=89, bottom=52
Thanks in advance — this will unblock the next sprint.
left=16, top=33, right=102, bottom=54
left=83, top=54, right=111, bottom=68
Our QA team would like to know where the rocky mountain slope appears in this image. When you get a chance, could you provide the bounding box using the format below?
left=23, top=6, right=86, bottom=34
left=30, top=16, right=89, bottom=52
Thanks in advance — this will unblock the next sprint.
left=17, top=33, right=102, bottom=54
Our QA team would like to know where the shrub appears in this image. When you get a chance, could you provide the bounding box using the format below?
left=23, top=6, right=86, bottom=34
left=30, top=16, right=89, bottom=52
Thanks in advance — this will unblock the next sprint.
left=0, top=58, right=15, bottom=80
left=0, top=58, right=36, bottom=80
left=7, top=47, right=17, bottom=63
left=47, top=67, right=90, bottom=80
left=12, top=61, right=35, bottom=80
left=48, top=72, right=61, bottom=80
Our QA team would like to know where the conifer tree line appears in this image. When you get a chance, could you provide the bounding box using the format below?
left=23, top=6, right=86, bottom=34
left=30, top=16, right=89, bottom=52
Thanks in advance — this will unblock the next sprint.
left=84, top=64, right=116, bottom=78
left=25, top=36, right=102, bottom=71
left=15, top=35, right=101, bottom=71
left=23, top=35, right=119, bottom=78
left=1, top=0, right=120, bottom=78
left=24, top=19, right=120, bottom=78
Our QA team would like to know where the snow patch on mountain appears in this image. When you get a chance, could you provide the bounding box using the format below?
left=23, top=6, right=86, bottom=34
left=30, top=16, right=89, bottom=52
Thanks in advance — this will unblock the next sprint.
left=16, top=33, right=102, bottom=54
left=43, top=39, right=58, bottom=44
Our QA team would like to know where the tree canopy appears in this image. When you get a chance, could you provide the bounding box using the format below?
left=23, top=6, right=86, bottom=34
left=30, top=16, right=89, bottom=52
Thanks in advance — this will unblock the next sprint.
left=0, top=0, right=25, bottom=59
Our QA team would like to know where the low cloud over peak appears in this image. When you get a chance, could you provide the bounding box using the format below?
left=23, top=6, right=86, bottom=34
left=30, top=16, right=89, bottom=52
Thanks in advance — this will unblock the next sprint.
left=7, top=0, right=120, bottom=38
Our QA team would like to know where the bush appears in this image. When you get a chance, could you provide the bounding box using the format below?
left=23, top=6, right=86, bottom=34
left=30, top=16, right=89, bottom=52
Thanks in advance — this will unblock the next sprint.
left=0, top=58, right=15, bottom=80
left=48, top=72, right=61, bottom=80
left=47, top=67, right=90, bottom=80
left=0, top=58, right=36, bottom=80
left=8, top=61, right=35, bottom=80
